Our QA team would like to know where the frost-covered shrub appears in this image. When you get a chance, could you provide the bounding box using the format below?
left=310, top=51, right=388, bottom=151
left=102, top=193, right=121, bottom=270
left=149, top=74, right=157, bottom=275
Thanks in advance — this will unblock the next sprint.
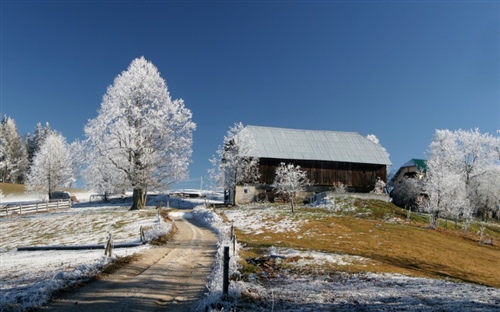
left=143, top=217, right=173, bottom=242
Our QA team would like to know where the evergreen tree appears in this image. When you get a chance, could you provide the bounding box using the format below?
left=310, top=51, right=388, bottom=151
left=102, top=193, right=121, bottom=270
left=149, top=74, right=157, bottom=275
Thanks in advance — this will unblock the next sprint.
left=0, top=116, right=29, bottom=183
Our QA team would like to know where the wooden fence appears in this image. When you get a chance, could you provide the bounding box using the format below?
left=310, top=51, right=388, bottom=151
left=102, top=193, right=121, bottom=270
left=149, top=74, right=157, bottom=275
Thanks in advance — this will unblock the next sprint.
left=0, top=199, right=72, bottom=217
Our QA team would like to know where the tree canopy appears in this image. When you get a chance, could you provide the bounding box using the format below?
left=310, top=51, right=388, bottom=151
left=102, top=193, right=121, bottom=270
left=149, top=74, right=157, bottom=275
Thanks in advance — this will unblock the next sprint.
left=84, top=57, right=195, bottom=210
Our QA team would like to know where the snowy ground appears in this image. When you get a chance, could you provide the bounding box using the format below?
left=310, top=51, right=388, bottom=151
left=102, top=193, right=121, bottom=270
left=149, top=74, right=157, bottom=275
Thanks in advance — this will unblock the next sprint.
left=2, top=195, right=500, bottom=311
left=0, top=195, right=172, bottom=311
left=210, top=206, right=500, bottom=312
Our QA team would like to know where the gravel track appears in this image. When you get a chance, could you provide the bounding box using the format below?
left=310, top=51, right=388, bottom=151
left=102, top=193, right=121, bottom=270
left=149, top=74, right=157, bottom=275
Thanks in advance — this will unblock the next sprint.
left=37, top=211, right=217, bottom=312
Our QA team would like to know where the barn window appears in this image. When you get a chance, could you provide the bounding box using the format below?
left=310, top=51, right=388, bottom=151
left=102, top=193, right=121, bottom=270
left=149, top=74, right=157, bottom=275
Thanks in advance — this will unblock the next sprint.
left=244, top=188, right=249, bottom=194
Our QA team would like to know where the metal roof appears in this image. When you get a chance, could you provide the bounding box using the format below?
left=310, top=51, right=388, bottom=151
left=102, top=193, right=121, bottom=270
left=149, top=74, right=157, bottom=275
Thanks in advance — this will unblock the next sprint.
left=401, top=159, right=427, bottom=171
left=240, top=126, right=392, bottom=165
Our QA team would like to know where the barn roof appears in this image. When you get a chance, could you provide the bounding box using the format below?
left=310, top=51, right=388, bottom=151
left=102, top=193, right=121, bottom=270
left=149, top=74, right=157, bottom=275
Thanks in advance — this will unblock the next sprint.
left=240, top=125, right=392, bottom=165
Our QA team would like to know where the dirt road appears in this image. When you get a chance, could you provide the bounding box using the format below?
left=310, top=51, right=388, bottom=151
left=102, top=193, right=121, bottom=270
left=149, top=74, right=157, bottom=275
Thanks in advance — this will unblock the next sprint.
left=38, top=212, right=217, bottom=312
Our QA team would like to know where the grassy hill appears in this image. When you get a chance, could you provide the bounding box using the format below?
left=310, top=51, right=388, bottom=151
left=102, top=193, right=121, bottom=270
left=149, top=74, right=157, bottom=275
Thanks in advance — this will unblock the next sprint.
left=232, top=198, right=500, bottom=288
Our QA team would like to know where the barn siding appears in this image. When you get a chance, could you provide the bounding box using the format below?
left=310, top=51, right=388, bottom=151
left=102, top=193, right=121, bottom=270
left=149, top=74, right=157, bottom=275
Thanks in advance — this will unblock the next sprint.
left=258, top=158, right=387, bottom=192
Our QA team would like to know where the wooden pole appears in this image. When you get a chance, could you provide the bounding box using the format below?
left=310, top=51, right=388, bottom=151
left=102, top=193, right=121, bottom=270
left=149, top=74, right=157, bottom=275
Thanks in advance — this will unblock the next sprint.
left=223, top=246, right=230, bottom=297
left=232, top=235, right=236, bottom=255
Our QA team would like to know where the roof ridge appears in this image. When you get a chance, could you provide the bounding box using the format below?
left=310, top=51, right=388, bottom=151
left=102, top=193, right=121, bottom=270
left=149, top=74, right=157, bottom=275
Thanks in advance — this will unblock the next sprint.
left=245, top=125, right=360, bottom=135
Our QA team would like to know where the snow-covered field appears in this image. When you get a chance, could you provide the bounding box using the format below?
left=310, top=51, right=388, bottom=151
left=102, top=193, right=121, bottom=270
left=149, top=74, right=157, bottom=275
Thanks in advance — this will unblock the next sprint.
left=1, top=195, right=500, bottom=311
left=0, top=195, right=172, bottom=311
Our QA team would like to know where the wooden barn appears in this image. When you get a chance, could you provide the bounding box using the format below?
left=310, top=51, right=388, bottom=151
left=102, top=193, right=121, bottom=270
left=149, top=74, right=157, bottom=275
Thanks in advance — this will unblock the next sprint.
left=234, top=126, right=392, bottom=204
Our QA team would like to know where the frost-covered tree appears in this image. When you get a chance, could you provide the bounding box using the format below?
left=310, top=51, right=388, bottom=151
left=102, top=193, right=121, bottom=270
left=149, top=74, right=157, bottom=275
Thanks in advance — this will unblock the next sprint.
left=209, top=122, right=260, bottom=205
left=272, top=162, right=310, bottom=214
left=0, top=116, right=29, bottom=183
left=469, top=167, right=500, bottom=222
left=391, top=175, right=422, bottom=216
left=27, top=132, right=73, bottom=199
left=82, top=145, right=128, bottom=200
left=366, top=133, right=390, bottom=178
left=84, top=57, right=195, bottom=210
left=26, top=122, right=52, bottom=166
left=424, top=128, right=498, bottom=232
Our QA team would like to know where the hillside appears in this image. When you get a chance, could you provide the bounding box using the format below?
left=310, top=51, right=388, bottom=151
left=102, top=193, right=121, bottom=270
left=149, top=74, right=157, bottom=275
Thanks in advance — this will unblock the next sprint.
left=225, top=198, right=500, bottom=288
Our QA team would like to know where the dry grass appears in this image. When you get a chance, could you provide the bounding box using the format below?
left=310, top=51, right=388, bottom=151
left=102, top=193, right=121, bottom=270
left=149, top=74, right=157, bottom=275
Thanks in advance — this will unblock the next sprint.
left=234, top=199, right=500, bottom=288
left=0, top=182, right=88, bottom=196
left=0, top=182, right=26, bottom=195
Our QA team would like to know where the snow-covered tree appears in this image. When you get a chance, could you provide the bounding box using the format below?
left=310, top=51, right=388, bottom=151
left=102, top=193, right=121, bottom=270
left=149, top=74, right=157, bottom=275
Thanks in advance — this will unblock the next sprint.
left=0, top=116, right=29, bottom=183
left=424, top=128, right=499, bottom=232
left=84, top=57, right=195, bottom=210
left=468, top=167, right=500, bottom=222
left=391, top=175, right=422, bottom=214
left=26, top=122, right=52, bottom=166
left=82, top=144, right=128, bottom=200
left=209, top=122, right=260, bottom=205
left=272, top=162, right=310, bottom=214
left=366, top=133, right=390, bottom=176
left=27, top=132, right=73, bottom=199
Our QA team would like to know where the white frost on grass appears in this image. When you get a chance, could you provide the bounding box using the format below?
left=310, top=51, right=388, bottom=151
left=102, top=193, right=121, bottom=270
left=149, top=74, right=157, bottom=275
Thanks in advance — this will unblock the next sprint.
left=268, top=246, right=368, bottom=267
left=233, top=271, right=500, bottom=311
left=225, top=206, right=305, bottom=234
left=206, top=205, right=500, bottom=312
left=0, top=204, right=172, bottom=311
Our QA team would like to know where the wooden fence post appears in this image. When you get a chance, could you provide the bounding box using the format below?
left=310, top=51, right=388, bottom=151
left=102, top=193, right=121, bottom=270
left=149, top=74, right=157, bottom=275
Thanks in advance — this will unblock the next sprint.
left=105, top=234, right=113, bottom=257
left=223, top=246, right=230, bottom=297
left=140, top=226, right=145, bottom=243
left=233, top=235, right=236, bottom=256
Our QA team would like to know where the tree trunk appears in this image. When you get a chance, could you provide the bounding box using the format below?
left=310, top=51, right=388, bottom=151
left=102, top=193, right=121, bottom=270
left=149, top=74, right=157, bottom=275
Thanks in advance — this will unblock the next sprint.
left=131, top=188, right=146, bottom=210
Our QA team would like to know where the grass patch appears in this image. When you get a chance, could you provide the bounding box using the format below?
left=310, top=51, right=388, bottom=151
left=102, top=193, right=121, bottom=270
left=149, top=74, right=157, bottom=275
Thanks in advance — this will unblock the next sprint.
left=230, top=199, right=500, bottom=288
left=0, top=182, right=26, bottom=196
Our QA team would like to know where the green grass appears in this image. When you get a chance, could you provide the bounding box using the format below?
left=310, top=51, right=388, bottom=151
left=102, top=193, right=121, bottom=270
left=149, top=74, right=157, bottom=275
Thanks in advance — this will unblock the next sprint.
left=232, top=199, right=500, bottom=288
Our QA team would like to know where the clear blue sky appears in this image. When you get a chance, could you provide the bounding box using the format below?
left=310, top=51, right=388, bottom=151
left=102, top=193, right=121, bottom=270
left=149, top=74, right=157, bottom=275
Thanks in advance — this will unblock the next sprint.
left=1, top=1, right=499, bottom=189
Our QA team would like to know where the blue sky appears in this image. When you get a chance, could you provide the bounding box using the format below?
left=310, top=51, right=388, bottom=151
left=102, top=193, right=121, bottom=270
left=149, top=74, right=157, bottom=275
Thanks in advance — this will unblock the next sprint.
left=1, top=1, right=499, bottom=190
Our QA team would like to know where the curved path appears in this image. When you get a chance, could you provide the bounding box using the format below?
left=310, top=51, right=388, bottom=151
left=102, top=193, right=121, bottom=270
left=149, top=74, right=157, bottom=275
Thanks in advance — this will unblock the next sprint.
left=38, top=211, right=217, bottom=312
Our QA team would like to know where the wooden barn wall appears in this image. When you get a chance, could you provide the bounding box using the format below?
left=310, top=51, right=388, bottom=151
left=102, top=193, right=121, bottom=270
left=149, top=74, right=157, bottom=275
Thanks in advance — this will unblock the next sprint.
left=258, top=158, right=387, bottom=192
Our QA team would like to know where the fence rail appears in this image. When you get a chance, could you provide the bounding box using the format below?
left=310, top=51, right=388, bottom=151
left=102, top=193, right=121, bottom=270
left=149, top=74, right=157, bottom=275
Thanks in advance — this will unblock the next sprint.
left=0, top=199, right=72, bottom=217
